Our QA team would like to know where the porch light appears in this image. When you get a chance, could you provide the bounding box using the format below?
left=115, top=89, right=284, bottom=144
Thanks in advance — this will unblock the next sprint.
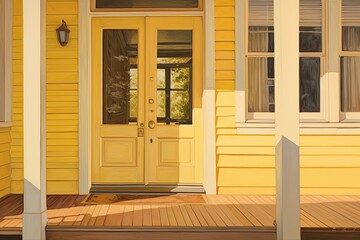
left=56, top=20, right=70, bottom=46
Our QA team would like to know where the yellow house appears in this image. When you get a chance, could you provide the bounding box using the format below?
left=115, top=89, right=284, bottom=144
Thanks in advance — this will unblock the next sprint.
left=0, top=0, right=360, bottom=239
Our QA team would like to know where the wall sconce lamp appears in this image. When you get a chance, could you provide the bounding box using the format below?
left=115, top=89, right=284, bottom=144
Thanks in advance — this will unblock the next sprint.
left=56, top=20, right=70, bottom=46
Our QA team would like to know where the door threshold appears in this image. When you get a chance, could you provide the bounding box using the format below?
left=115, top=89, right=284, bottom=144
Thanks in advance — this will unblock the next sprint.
left=90, top=184, right=205, bottom=194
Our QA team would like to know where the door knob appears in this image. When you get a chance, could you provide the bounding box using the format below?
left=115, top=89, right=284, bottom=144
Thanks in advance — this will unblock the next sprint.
left=148, top=120, right=156, bottom=129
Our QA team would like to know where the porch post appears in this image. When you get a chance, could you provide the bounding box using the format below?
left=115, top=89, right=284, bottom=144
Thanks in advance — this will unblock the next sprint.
left=22, top=0, right=47, bottom=239
left=274, top=0, right=301, bottom=240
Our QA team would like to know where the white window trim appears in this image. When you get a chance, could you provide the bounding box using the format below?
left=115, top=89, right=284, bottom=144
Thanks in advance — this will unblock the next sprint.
left=0, top=0, right=12, bottom=128
left=235, top=0, right=360, bottom=134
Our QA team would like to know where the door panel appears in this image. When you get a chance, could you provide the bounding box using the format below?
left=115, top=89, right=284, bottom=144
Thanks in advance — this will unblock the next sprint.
left=92, top=17, right=145, bottom=183
left=146, top=17, right=203, bottom=184
left=92, top=17, right=203, bottom=186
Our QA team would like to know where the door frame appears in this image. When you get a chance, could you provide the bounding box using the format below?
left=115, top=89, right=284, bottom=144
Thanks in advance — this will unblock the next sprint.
left=78, top=0, right=216, bottom=194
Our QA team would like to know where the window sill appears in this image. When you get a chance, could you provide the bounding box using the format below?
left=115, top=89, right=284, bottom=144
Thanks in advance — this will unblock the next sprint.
left=236, top=121, right=360, bottom=135
left=0, top=122, right=12, bottom=129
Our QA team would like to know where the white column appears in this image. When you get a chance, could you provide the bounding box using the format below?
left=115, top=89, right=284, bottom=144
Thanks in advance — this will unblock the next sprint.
left=22, top=0, right=47, bottom=239
left=274, top=0, right=301, bottom=240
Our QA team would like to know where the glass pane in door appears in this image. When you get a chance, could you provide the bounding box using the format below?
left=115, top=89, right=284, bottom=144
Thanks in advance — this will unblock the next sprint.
left=103, top=30, right=138, bottom=124
left=156, top=30, right=192, bottom=124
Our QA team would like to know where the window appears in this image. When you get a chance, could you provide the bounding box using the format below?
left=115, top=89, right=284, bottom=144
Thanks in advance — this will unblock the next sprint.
left=239, top=0, right=324, bottom=122
left=91, top=0, right=203, bottom=11
left=246, top=0, right=274, bottom=120
left=0, top=0, right=11, bottom=125
left=341, top=0, right=360, bottom=117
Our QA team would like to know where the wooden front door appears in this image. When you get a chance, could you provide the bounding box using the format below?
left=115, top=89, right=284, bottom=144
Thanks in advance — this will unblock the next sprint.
left=91, top=17, right=203, bottom=186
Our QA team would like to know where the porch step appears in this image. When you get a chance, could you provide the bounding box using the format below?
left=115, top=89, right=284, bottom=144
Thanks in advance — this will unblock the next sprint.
left=90, top=184, right=206, bottom=194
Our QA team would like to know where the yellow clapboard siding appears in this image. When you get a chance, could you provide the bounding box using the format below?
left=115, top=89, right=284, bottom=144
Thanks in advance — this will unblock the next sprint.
left=217, top=135, right=275, bottom=147
left=11, top=168, right=23, bottom=181
left=215, top=60, right=235, bottom=70
left=216, top=91, right=235, bottom=106
left=47, top=72, right=78, bottom=83
left=47, top=181, right=78, bottom=194
left=216, top=51, right=235, bottom=60
left=9, top=0, right=79, bottom=194
left=215, top=18, right=235, bottom=30
left=47, top=139, right=78, bottom=146
left=300, top=135, right=360, bottom=147
left=0, top=165, right=11, bottom=179
left=11, top=181, right=23, bottom=193
left=0, top=143, right=11, bottom=153
left=217, top=155, right=275, bottom=168
left=216, top=116, right=236, bottom=128
left=0, top=152, right=10, bottom=167
left=215, top=0, right=234, bottom=7
left=218, top=168, right=275, bottom=187
left=47, top=119, right=78, bottom=126
left=47, top=2, right=78, bottom=14
left=301, top=168, right=360, bottom=188
left=215, top=70, right=235, bottom=80
left=47, top=169, right=78, bottom=181
left=216, top=106, right=235, bottom=116
left=215, top=30, right=235, bottom=42
left=301, top=146, right=360, bottom=155
left=217, top=146, right=275, bottom=155
left=218, top=187, right=275, bottom=195
left=47, top=162, right=79, bottom=169
left=300, top=155, right=360, bottom=168
left=48, top=156, right=78, bottom=163
left=215, top=7, right=235, bottom=17
left=46, top=15, right=78, bottom=26
left=216, top=80, right=235, bottom=90
left=215, top=42, right=235, bottom=50
left=216, top=128, right=238, bottom=135
left=0, top=187, right=10, bottom=198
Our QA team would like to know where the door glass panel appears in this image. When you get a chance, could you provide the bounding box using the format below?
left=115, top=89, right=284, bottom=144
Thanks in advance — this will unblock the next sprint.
left=300, top=57, right=320, bottom=112
left=156, top=30, right=192, bottom=124
left=103, top=29, right=138, bottom=124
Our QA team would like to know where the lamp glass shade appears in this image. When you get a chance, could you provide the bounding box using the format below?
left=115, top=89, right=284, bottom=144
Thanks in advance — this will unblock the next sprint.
left=56, top=20, right=70, bottom=46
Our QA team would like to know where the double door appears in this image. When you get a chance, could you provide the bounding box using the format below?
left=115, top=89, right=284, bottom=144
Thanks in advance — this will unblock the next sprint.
left=91, top=17, right=203, bottom=186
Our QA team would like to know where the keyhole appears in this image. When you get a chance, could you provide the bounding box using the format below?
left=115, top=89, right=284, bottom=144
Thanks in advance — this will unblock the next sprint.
left=150, top=138, right=153, bottom=143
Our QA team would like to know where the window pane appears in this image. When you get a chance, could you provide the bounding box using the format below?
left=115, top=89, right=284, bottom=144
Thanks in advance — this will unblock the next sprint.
left=248, top=57, right=275, bottom=112
left=342, top=0, right=360, bottom=51
left=300, top=58, right=320, bottom=112
left=157, top=30, right=192, bottom=124
left=341, top=56, right=360, bottom=112
left=96, top=0, right=198, bottom=8
left=157, top=69, right=166, bottom=88
left=157, top=91, right=166, bottom=118
left=300, top=27, right=322, bottom=52
left=248, top=0, right=274, bottom=53
left=171, top=68, right=190, bottom=89
left=171, top=91, right=190, bottom=121
left=248, top=26, right=274, bottom=52
left=103, top=30, right=138, bottom=124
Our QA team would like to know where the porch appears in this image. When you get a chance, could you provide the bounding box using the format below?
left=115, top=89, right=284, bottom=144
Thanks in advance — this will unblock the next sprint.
left=0, top=194, right=359, bottom=240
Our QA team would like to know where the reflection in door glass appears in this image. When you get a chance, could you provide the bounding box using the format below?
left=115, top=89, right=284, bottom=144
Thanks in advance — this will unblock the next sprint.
left=156, top=30, right=192, bottom=124
left=103, top=30, right=138, bottom=124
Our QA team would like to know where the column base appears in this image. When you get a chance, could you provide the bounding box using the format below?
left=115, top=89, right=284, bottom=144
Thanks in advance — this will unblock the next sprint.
left=23, top=211, right=47, bottom=240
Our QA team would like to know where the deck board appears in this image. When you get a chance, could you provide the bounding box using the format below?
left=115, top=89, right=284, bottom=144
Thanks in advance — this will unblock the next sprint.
left=0, top=194, right=360, bottom=240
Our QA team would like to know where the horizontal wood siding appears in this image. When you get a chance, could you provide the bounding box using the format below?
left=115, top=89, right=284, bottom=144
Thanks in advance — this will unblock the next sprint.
left=46, top=0, right=79, bottom=194
left=215, top=0, right=275, bottom=195
left=10, top=0, right=79, bottom=194
left=0, top=128, right=11, bottom=198
left=215, top=0, right=360, bottom=195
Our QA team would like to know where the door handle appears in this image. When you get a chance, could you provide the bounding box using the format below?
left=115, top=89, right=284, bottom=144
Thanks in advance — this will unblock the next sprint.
left=148, top=120, right=156, bottom=129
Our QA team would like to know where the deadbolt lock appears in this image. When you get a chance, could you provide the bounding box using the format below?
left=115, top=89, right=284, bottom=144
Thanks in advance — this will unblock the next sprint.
left=148, top=99, right=154, bottom=104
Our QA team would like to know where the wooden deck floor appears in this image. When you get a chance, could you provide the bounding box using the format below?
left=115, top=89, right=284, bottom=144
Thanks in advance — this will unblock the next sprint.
left=0, top=194, right=359, bottom=240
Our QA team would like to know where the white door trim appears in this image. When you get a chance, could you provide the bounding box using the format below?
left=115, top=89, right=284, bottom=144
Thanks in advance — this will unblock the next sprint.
left=78, top=0, right=217, bottom=194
